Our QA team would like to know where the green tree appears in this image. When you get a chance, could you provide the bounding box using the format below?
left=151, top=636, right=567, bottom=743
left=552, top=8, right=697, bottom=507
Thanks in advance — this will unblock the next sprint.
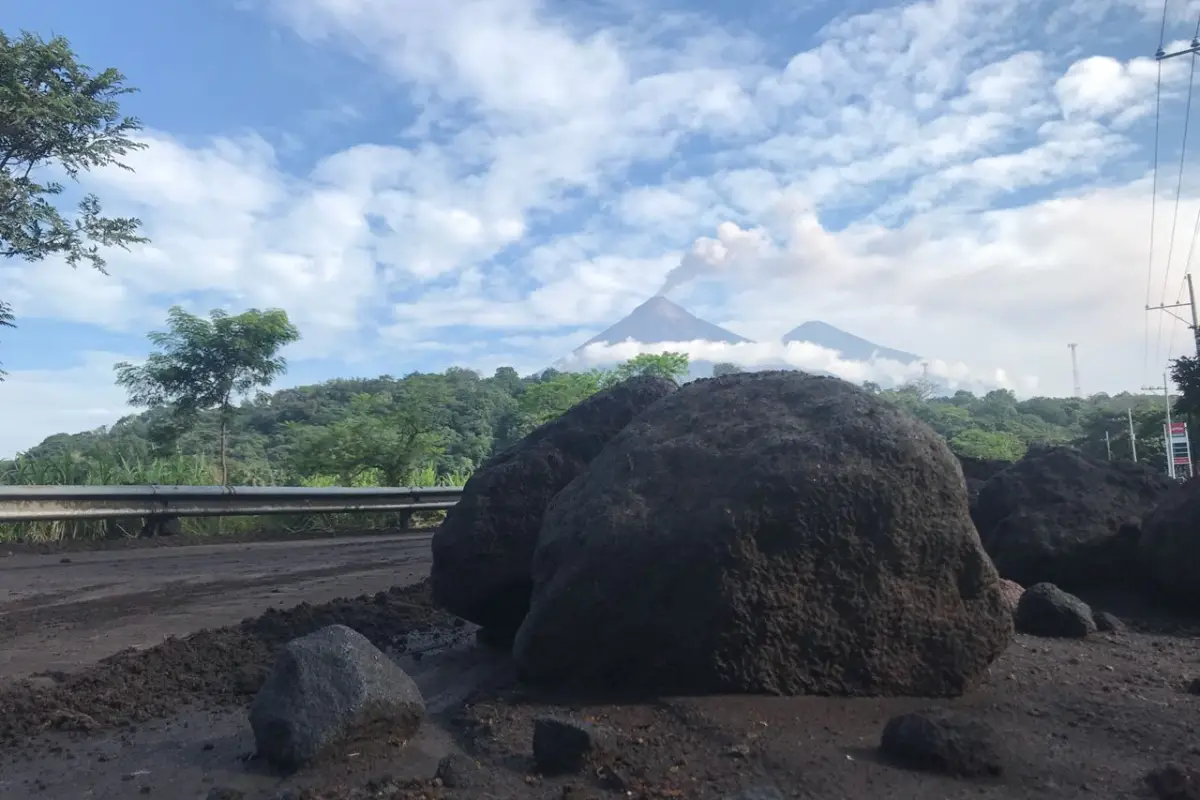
left=607, top=352, right=689, bottom=384
left=1, top=31, right=149, bottom=373
left=114, top=306, right=300, bottom=485
left=712, top=362, right=741, bottom=377
left=518, top=371, right=605, bottom=428
left=949, top=429, right=1026, bottom=461
left=0, top=301, right=12, bottom=378
left=1170, top=355, right=1200, bottom=417
left=288, top=393, right=443, bottom=486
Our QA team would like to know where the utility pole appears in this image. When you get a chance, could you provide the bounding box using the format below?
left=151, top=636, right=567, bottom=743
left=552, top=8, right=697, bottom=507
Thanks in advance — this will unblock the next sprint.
left=1105, top=430, right=1112, bottom=460
left=1128, top=407, right=1138, bottom=462
left=1141, top=374, right=1175, bottom=477
left=1146, top=273, right=1200, bottom=359
left=1068, top=343, right=1081, bottom=398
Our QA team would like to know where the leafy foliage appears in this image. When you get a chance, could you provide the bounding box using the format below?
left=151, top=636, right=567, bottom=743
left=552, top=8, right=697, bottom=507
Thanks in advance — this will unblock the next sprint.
left=1170, top=354, right=1200, bottom=417
left=0, top=30, right=149, bottom=375
left=114, top=306, right=301, bottom=484
left=605, top=352, right=690, bottom=383
left=5, top=345, right=1192, bottom=542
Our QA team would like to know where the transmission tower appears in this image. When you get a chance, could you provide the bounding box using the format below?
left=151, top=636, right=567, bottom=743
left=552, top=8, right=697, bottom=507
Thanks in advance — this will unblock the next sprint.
left=1067, top=343, right=1081, bottom=398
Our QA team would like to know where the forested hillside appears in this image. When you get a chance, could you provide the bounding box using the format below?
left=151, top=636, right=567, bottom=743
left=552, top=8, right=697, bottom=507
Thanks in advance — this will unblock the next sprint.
left=2, top=362, right=1179, bottom=488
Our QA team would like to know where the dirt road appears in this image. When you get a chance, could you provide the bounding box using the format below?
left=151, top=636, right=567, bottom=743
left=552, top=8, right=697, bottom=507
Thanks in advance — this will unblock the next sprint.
left=0, top=533, right=433, bottom=678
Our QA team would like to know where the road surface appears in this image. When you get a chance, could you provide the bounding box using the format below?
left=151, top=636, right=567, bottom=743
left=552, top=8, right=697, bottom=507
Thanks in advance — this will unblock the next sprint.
left=0, top=533, right=433, bottom=678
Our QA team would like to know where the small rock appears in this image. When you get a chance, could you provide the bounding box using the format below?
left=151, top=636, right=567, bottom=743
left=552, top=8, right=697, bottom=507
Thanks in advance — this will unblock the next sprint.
left=206, top=789, right=246, bottom=800
left=532, top=716, right=605, bottom=775
left=879, top=709, right=1002, bottom=777
left=249, top=624, right=425, bottom=770
left=435, top=753, right=484, bottom=789
left=1146, top=763, right=1200, bottom=799
left=726, top=743, right=751, bottom=759
left=59, top=557, right=71, bottom=564
left=1014, top=583, right=1096, bottom=638
left=1093, top=610, right=1123, bottom=633
left=1187, top=678, right=1200, bottom=696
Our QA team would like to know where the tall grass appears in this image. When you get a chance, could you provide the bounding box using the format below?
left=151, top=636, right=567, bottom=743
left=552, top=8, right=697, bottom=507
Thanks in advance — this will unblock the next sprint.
left=0, top=450, right=470, bottom=544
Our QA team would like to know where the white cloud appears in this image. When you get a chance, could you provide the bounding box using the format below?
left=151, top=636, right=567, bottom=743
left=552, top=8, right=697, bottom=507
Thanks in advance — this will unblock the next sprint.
left=0, top=353, right=134, bottom=459
left=564, top=338, right=1035, bottom=392
left=7, top=0, right=1200, bottom=451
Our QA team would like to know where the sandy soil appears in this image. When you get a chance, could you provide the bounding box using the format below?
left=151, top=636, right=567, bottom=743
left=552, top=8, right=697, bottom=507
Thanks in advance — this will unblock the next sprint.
left=0, top=546, right=1196, bottom=799
left=0, top=532, right=433, bottom=677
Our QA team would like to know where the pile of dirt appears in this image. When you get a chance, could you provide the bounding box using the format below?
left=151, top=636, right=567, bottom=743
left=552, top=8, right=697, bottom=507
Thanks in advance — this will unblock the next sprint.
left=0, top=579, right=455, bottom=746
left=973, top=446, right=1174, bottom=589
left=1139, top=476, right=1200, bottom=606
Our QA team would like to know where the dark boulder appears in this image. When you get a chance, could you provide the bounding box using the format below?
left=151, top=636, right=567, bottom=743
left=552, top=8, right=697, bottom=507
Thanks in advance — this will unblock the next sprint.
left=431, top=375, right=677, bottom=640
left=879, top=709, right=1003, bottom=777
left=249, top=624, right=425, bottom=770
left=1140, top=477, right=1200, bottom=607
left=513, top=371, right=1013, bottom=697
left=1013, top=583, right=1095, bottom=638
left=973, top=447, right=1173, bottom=589
left=532, top=716, right=609, bottom=775
left=1145, top=763, right=1200, bottom=799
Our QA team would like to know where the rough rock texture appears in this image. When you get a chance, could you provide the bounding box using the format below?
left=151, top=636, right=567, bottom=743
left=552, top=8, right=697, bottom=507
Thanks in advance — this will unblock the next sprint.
left=431, top=375, right=677, bottom=639
left=879, top=709, right=1003, bottom=777
left=1013, top=583, right=1096, bottom=638
left=1146, top=763, right=1200, bottom=799
left=1093, top=610, right=1123, bottom=633
left=532, top=716, right=608, bottom=775
left=513, top=371, right=1013, bottom=697
left=1140, top=478, right=1200, bottom=607
left=973, top=447, right=1173, bottom=590
left=997, top=579, right=1024, bottom=615
left=249, top=624, right=425, bottom=770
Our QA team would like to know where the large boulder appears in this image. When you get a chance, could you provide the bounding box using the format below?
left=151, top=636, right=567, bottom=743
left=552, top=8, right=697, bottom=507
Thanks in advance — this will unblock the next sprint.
left=250, top=624, right=425, bottom=770
left=431, top=375, right=677, bottom=640
left=1140, top=477, right=1200, bottom=606
left=513, top=371, right=1013, bottom=697
left=972, top=447, right=1173, bottom=590
left=957, top=455, right=1012, bottom=529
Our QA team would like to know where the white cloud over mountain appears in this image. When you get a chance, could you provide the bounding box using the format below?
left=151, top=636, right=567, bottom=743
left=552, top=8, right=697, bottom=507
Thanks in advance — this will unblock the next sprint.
left=2, top=0, right=1199, bottom=455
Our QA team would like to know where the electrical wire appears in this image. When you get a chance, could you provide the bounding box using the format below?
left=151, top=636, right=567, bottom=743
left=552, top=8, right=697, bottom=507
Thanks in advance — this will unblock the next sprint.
left=1154, top=45, right=1199, bottom=370
left=1154, top=10, right=1200, bottom=371
left=1145, top=2, right=1170, bottom=380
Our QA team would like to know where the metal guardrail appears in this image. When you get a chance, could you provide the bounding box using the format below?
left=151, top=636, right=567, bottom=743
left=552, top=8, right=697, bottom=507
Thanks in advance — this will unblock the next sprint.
left=0, top=485, right=464, bottom=523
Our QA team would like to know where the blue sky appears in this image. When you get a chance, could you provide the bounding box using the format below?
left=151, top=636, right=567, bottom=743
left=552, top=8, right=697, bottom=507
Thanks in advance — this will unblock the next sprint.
left=2, top=0, right=1200, bottom=456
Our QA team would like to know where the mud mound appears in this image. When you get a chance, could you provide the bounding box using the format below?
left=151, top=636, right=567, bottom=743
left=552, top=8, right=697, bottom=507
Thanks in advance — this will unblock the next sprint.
left=514, top=371, right=1012, bottom=697
left=973, top=446, right=1173, bottom=590
left=432, top=374, right=677, bottom=641
left=1140, top=477, right=1200, bottom=607
left=0, top=580, right=454, bottom=746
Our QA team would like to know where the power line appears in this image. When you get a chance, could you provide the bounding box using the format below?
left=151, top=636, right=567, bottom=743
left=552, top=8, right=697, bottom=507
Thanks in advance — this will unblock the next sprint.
left=1145, top=4, right=1169, bottom=380
left=1153, top=45, right=1198, bottom=368
left=1147, top=7, right=1200, bottom=373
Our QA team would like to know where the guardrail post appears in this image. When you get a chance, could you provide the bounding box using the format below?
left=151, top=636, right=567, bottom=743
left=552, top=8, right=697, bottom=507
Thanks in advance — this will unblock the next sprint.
left=397, top=510, right=413, bottom=531
left=138, top=515, right=181, bottom=538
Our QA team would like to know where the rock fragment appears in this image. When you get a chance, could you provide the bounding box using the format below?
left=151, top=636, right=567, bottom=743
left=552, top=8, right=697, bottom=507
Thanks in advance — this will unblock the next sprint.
left=249, top=624, right=425, bottom=770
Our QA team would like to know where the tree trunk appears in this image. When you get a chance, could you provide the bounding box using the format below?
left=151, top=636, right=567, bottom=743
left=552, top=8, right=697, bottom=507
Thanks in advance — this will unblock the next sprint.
left=219, top=413, right=229, bottom=486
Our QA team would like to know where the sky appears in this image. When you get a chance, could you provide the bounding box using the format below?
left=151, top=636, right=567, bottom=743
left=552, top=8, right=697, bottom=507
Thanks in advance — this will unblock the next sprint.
left=3, top=0, right=1200, bottom=457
